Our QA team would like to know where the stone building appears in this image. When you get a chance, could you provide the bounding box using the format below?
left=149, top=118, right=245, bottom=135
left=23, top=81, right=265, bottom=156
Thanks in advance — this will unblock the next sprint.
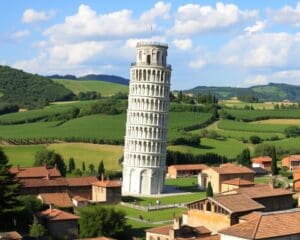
left=167, top=164, right=207, bottom=178
left=219, top=209, right=300, bottom=239
left=92, top=180, right=121, bottom=203
left=198, top=163, right=255, bottom=194
left=37, top=207, right=79, bottom=239
left=282, top=155, right=300, bottom=171
left=122, top=42, right=172, bottom=196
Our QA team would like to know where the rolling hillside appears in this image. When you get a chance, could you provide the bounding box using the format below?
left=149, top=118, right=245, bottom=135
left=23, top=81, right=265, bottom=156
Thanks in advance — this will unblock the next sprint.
left=53, top=79, right=128, bottom=96
left=0, top=65, right=74, bottom=108
left=185, top=83, right=300, bottom=101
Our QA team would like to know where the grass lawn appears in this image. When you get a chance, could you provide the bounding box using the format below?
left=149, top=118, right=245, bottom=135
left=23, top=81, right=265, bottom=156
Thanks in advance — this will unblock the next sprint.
left=263, top=137, right=300, bottom=152
left=126, top=219, right=165, bottom=239
left=168, top=138, right=245, bottom=159
left=0, top=145, right=46, bottom=167
left=53, top=79, right=128, bottom=96
left=1, top=143, right=123, bottom=170
left=254, top=176, right=270, bottom=184
left=48, top=143, right=123, bottom=170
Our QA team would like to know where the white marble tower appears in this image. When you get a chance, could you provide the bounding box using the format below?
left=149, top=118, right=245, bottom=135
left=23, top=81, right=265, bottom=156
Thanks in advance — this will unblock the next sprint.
left=122, top=42, right=172, bottom=196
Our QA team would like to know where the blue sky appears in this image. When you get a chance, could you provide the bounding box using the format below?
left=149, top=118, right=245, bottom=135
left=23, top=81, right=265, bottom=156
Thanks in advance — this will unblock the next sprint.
left=1, top=0, right=300, bottom=89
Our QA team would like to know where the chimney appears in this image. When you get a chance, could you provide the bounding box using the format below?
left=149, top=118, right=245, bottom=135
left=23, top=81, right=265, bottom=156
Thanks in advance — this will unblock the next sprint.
left=54, top=163, right=57, bottom=169
left=269, top=177, right=275, bottom=189
left=49, top=204, right=53, bottom=212
left=46, top=173, right=50, bottom=181
left=101, top=173, right=104, bottom=182
left=173, top=217, right=181, bottom=230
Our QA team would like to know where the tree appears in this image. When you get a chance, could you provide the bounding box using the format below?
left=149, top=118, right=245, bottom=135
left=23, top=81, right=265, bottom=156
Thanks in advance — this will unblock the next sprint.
left=88, top=164, right=96, bottom=175
left=79, top=205, right=130, bottom=239
left=34, top=150, right=67, bottom=176
left=249, top=135, right=261, bottom=144
left=98, top=160, right=105, bottom=178
left=284, top=126, right=300, bottom=137
left=271, top=146, right=278, bottom=175
left=68, top=157, right=75, bottom=173
left=206, top=181, right=213, bottom=197
left=30, top=220, right=46, bottom=239
left=82, top=161, right=86, bottom=172
left=0, top=148, right=21, bottom=229
left=237, top=149, right=251, bottom=167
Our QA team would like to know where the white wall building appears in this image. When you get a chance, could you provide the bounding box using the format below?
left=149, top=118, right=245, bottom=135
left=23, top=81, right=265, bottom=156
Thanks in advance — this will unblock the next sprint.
left=122, top=42, right=172, bottom=196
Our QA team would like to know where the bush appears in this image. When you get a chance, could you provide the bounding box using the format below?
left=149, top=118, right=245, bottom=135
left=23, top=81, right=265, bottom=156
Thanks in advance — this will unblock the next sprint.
left=249, top=135, right=262, bottom=144
left=284, top=126, right=300, bottom=138
left=170, top=135, right=200, bottom=146
left=279, top=166, right=293, bottom=179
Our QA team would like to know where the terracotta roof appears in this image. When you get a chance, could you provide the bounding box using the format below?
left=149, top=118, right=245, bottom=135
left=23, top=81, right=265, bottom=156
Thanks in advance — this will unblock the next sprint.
left=66, top=176, right=98, bottom=187
left=38, top=208, right=79, bottom=221
left=222, top=178, right=254, bottom=186
left=146, top=224, right=211, bottom=237
left=0, top=231, right=22, bottom=240
left=239, top=211, right=262, bottom=221
left=20, top=177, right=68, bottom=188
left=252, top=156, right=272, bottom=164
left=10, top=166, right=61, bottom=178
left=219, top=209, right=300, bottom=239
left=72, top=195, right=88, bottom=202
left=92, top=180, right=122, bottom=188
left=282, top=155, right=300, bottom=162
left=211, top=163, right=254, bottom=175
left=38, top=192, right=73, bottom=208
left=168, top=164, right=208, bottom=171
left=231, top=184, right=294, bottom=199
left=211, top=194, right=265, bottom=213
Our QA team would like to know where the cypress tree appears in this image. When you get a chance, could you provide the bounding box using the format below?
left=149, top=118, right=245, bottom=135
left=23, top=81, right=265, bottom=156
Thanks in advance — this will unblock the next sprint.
left=98, top=160, right=105, bottom=178
left=206, top=181, right=213, bottom=197
left=0, top=148, right=22, bottom=229
left=68, top=157, right=75, bottom=173
left=82, top=161, right=86, bottom=172
left=271, top=146, right=278, bottom=175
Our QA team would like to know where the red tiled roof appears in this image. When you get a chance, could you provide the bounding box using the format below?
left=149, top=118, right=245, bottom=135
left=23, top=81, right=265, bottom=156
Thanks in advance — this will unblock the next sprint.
left=92, top=180, right=121, bottom=188
left=0, top=231, right=22, bottom=240
left=231, top=184, right=294, bottom=199
left=168, top=164, right=208, bottom=171
left=222, top=178, right=254, bottom=186
left=211, top=163, right=254, bottom=175
left=252, top=156, right=272, bottom=164
left=10, top=166, right=61, bottom=178
left=66, top=176, right=98, bottom=187
left=38, top=192, right=73, bottom=208
left=239, top=211, right=262, bottom=221
left=20, top=177, right=68, bottom=188
left=282, top=155, right=300, bottom=162
left=219, top=209, right=300, bottom=239
left=38, top=208, right=79, bottom=221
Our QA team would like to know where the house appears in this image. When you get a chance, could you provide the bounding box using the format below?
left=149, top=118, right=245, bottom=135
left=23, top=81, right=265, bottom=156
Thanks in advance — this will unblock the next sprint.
left=167, top=164, right=208, bottom=178
left=219, top=209, right=300, bottom=239
left=293, top=170, right=300, bottom=191
left=10, top=165, right=61, bottom=179
left=0, top=231, right=22, bottom=240
left=221, top=183, right=294, bottom=211
left=185, top=194, right=265, bottom=233
left=282, top=155, right=300, bottom=171
left=221, top=178, right=254, bottom=192
left=66, top=176, right=98, bottom=199
left=251, top=156, right=272, bottom=171
left=38, top=192, right=73, bottom=208
left=92, top=180, right=122, bottom=203
left=37, top=207, right=79, bottom=239
left=72, top=195, right=89, bottom=207
left=198, top=163, right=255, bottom=193
left=146, top=217, right=212, bottom=240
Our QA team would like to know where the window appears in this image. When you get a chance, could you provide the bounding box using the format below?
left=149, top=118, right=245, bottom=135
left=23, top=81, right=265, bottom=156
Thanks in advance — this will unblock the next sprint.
left=147, top=55, right=151, bottom=65
left=206, top=202, right=211, bottom=211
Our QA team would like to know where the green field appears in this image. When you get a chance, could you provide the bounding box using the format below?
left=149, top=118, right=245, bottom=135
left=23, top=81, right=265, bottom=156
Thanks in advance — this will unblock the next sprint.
left=220, top=100, right=298, bottom=110
left=168, top=138, right=246, bottom=159
left=1, top=143, right=123, bottom=170
left=53, top=79, right=128, bottom=96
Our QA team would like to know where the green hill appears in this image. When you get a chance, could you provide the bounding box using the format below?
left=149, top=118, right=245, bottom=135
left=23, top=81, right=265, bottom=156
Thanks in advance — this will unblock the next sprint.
left=185, top=83, right=300, bottom=102
left=0, top=65, right=73, bottom=109
left=53, top=79, right=128, bottom=96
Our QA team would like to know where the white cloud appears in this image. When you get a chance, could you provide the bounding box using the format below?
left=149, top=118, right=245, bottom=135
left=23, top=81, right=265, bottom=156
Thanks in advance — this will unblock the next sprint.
left=22, top=9, right=54, bottom=23
left=267, top=2, right=300, bottom=26
left=189, top=58, right=206, bottom=69
left=172, top=2, right=258, bottom=35
left=10, top=30, right=30, bottom=39
left=45, top=3, right=170, bottom=43
left=244, top=21, right=267, bottom=35
left=244, top=75, right=268, bottom=86
left=220, top=33, right=300, bottom=68
left=172, top=38, right=192, bottom=50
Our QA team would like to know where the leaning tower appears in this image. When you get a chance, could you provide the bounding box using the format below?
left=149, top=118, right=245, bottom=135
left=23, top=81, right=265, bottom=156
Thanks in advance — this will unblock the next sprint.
left=122, top=42, right=172, bottom=196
